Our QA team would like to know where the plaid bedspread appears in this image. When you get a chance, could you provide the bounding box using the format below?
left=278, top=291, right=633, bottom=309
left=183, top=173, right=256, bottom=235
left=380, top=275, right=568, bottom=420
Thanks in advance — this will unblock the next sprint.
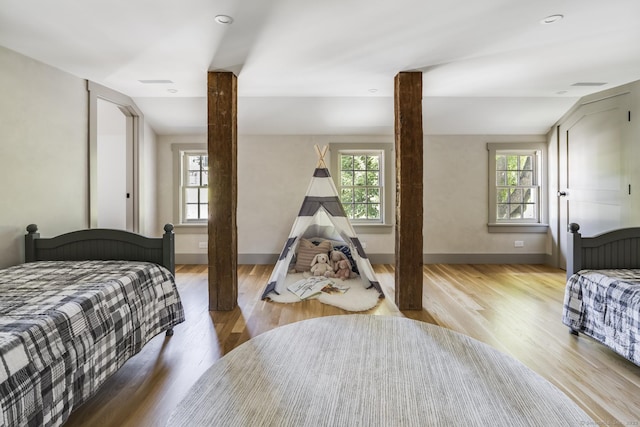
left=562, top=269, right=640, bottom=366
left=0, top=260, right=185, bottom=426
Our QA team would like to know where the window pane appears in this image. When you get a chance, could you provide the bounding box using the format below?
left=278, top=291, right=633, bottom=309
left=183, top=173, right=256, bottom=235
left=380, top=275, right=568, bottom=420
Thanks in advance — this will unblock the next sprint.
left=187, top=156, right=201, bottom=171
left=340, top=188, right=353, bottom=203
left=497, top=204, right=509, bottom=219
left=200, top=188, right=208, bottom=202
left=353, top=155, right=367, bottom=170
left=367, top=204, right=380, bottom=219
left=496, top=155, right=506, bottom=171
left=368, top=188, right=380, bottom=203
left=509, top=205, right=523, bottom=219
left=354, top=171, right=366, bottom=186
left=341, top=171, right=353, bottom=186
left=507, top=171, right=518, bottom=186
left=199, top=204, right=208, bottom=219
left=341, top=155, right=354, bottom=170
left=185, top=204, right=198, bottom=219
left=496, top=171, right=506, bottom=186
left=519, top=171, right=532, bottom=186
left=343, top=204, right=354, bottom=218
left=522, top=204, right=536, bottom=219
left=188, top=171, right=200, bottom=186
left=201, top=156, right=208, bottom=169
left=185, top=188, right=199, bottom=203
left=520, top=155, right=532, bottom=170
left=366, top=171, right=379, bottom=186
left=510, top=188, right=523, bottom=203
left=366, top=155, right=379, bottom=170
left=201, top=171, right=208, bottom=186
left=497, top=189, right=509, bottom=203
left=354, top=188, right=366, bottom=203
left=353, top=204, right=367, bottom=219
left=507, top=155, right=518, bottom=170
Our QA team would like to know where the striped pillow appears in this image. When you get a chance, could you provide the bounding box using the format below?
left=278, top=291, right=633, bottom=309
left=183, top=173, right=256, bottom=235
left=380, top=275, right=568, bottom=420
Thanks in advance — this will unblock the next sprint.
left=294, top=239, right=332, bottom=272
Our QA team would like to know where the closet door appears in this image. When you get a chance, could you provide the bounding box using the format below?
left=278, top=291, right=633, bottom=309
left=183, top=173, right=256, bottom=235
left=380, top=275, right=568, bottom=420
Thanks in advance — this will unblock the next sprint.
left=557, top=93, right=631, bottom=269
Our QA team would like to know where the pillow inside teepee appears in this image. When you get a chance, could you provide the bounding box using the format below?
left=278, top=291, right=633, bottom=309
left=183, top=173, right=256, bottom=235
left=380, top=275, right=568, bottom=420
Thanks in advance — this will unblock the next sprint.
left=294, top=238, right=332, bottom=272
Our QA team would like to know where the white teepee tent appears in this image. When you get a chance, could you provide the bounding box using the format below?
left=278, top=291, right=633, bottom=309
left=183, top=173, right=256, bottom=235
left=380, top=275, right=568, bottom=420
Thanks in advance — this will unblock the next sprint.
left=261, top=146, right=384, bottom=301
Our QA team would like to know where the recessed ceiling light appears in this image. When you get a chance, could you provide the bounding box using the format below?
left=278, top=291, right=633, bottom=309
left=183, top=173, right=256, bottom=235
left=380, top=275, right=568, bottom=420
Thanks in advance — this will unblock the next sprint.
left=540, top=14, right=563, bottom=24
left=167, top=89, right=178, bottom=93
left=368, top=88, right=378, bottom=93
left=556, top=90, right=568, bottom=95
left=215, top=15, right=234, bottom=25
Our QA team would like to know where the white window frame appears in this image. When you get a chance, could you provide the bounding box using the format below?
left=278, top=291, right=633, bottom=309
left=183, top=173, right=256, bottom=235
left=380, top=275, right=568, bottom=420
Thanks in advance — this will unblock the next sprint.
left=329, top=143, right=393, bottom=233
left=487, top=142, right=548, bottom=233
left=172, top=143, right=208, bottom=226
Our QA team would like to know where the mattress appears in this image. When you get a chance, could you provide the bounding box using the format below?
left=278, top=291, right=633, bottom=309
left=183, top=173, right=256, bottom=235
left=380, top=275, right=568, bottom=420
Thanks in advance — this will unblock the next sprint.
left=562, top=269, right=640, bottom=365
left=0, top=260, right=185, bottom=426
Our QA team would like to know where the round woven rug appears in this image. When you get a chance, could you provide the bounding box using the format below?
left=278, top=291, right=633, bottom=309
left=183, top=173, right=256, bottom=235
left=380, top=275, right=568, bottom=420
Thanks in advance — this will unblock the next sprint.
left=168, top=315, right=592, bottom=426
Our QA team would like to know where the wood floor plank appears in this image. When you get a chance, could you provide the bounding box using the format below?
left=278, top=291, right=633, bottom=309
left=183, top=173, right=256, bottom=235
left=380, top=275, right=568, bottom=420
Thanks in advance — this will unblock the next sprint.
left=64, top=264, right=640, bottom=426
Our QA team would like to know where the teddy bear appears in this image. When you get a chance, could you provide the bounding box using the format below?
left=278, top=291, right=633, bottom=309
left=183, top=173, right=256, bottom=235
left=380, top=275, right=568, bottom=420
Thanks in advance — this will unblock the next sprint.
left=310, top=253, right=334, bottom=277
left=334, top=259, right=352, bottom=280
left=329, top=250, right=349, bottom=270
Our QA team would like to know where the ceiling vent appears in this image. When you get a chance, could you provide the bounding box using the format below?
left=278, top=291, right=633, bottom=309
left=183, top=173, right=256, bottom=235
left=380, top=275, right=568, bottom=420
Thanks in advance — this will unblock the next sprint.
left=571, top=82, right=607, bottom=87
left=138, top=79, right=174, bottom=84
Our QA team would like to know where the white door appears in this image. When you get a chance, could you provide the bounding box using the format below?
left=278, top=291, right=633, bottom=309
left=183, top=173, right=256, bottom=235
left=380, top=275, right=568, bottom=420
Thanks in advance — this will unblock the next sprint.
left=96, top=99, right=134, bottom=231
left=557, top=93, right=631, bottom=268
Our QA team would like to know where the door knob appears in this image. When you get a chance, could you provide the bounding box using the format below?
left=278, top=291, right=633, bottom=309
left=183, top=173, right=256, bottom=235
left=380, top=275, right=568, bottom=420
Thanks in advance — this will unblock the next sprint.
left=557, top=191, right=567, bottom=197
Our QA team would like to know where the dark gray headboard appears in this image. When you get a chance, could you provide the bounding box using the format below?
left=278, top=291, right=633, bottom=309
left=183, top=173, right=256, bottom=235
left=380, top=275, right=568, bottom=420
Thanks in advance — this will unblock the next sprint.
left=566, top=222, right=640, bottom=279
left=24, top=224, right=175, bottom=275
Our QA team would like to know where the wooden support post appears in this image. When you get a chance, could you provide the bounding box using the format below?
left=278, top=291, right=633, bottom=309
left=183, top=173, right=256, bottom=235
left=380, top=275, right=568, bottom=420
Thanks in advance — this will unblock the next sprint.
left=208, top=71, right=238, bottom=311
left=394, top=71, right=424, bottom=310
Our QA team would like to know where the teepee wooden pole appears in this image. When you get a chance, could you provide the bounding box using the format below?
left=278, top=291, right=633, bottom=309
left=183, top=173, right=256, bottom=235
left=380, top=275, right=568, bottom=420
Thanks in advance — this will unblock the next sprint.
left=315, top=144, right=329, bottom=168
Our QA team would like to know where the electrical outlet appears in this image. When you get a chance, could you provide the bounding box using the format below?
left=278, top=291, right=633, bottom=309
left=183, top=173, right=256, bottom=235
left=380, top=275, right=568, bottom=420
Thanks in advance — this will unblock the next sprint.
left=198, top=242, right=207, bottom=249
left=514, top=240, right=524, bottom=248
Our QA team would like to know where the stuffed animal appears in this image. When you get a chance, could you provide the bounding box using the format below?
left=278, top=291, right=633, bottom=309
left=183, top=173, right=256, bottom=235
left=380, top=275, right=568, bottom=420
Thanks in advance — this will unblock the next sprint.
left=334, top=259, right=351, bottom=280
left=310, top=253, right=333, bottom=277
left=329, top=250, right=349, bottom=270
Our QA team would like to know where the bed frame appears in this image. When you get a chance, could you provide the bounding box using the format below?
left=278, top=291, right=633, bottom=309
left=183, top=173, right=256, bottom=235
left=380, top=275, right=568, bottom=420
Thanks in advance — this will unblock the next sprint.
left=24, top=223, right=175, bottom=275
left=566, top=222, right=640, bottom=279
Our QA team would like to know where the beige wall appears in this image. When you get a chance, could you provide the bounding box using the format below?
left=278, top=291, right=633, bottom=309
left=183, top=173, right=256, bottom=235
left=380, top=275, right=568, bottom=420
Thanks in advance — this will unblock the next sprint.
left=0, top=46, right=88, bottom=268
left=157, top=135, right=396, bottom=262
left=140, top=121, right=158, bottom=236
left=425, top=135, right=548, bottom=260
left=160, top=133, right=550, bottom=263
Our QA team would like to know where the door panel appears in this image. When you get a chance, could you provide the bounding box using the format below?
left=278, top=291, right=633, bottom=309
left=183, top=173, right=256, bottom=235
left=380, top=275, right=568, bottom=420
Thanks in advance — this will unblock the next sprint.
left=558, top=93, right=631, bottom=268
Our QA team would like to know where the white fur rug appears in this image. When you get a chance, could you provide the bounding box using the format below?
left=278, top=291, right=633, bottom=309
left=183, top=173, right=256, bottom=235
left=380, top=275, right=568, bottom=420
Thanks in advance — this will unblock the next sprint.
left=266, top=273, right=381, bottom=312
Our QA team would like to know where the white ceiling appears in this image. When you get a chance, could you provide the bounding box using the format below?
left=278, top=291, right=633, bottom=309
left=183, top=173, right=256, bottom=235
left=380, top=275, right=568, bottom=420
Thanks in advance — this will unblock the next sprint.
left=1, top=0, right=639, bottom=135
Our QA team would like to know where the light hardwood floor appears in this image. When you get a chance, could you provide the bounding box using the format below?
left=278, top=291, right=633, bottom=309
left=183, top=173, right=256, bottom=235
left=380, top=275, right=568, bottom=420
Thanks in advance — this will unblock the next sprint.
left=65, top=264, right=640, bottom=426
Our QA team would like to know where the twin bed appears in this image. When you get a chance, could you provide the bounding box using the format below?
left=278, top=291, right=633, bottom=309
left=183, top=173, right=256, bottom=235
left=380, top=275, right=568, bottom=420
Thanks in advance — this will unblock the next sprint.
left=0, top=224, right=185, bottom=426
left=562, top=222, right=640, bottom=366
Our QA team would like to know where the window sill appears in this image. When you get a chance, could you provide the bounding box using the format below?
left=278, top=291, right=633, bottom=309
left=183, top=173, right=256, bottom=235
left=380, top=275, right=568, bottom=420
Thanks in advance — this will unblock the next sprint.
left=174, top=223, right=207, bottom=233
left=352, top=223, right=393, bottom=234
left=487, top=223, right=548, bottom=233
